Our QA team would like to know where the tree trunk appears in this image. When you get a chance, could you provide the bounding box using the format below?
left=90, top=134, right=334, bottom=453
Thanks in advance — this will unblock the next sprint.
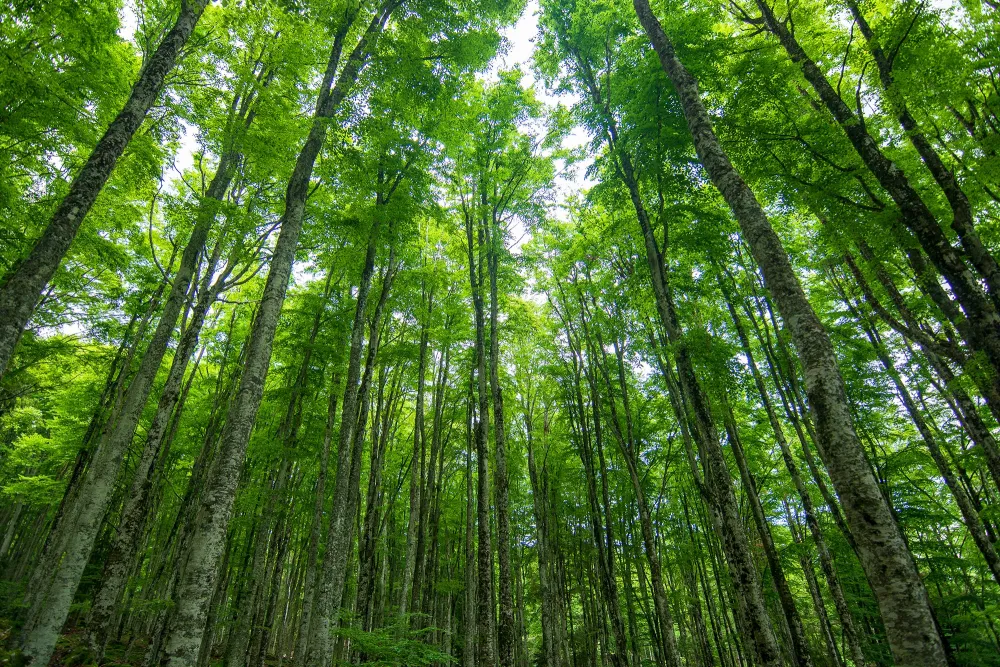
left=723, top=281, right=866, bottom=667
left=159, top=5, right=392, bottom=661
left=591, top=331, right=681, bottom=667
left=754, top=0, right=1000, bottom=392
left=304, top=213, right=387, bottom=667
left=87, top=226, right=232, bottom=659
left=843, top=0, right=1000, bottom=305
left=840, top=281, right=1000, bottom=586
left=19, top=149, right=235, bottom=667
left=465, top=204, right=496, bottom=667
left=356, top=365, right=400, bottom=636
left=487, top=206, right=517, bottom=667
left=563, top=342, right=630, bottom=667
left=464, top=382, right=477, bottom=667
left=784, top=502, right=843, bottom=667
left=295, top=370, right=339, bottom=667
left=724, top=410, right=813, bottom=667
left=525, top=400, right=564, bottom=667
left=0, top=0, right=210, bottom=382
left=631, top=2, right=947, bottom=662
left=401, top=284, right=431, bottom=619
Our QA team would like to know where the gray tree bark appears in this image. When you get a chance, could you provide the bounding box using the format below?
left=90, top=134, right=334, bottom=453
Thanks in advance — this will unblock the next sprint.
left=400, top=283, right=430, bottom=620
left=839, top=280, right=1000, bottom=587
left=487, top=204, right=517, bottom=667
left=843, top=0, right=1000, bottom=305
left=593, top=329, right=682, bottom=667
left=294, top=371, right=339, bottom=667
left=158, top=3, right=392, bottom=661
left=463, top=375, right=477, bottom=667
left=0, top=0, right=210, bottom=382
left=752, top=0, right=1000, bottom=393
left=631, top=2, right=947, bottom=663
left=723, top=280, right=867, bottom=667
left=87, top=175, right=239, bottom=661
left=464, top=203, right=496, bottom=667
left=18, top=149, right=234, bottom=667
left=724, top=411, right=813, bottom=667
left=305, top=189, right=398, bottom=665
left=524, top=399, right=564, bottom=667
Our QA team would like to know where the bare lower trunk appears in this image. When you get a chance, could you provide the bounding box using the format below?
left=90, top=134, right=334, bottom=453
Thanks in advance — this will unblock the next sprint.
left=597, top=335, right=681, bottom=667
left=305, top=217, right=393, bottom=667
left=160, top=6, right=392, bottom=662
left=563, top=345, right=631, bottom=667
left=401, top=287, right=430, bottom=619
left=160, top=185, right=300, bottom=665
left=560, top=31, right=780, bottom=663
left=487, top=213, right=517, bottom=667
left=88, top=210, right=231, bottom=660
left=19, top=153, right=233, bottom=667
left=294, top=373, right=339, bottom=667
left=464, top=385, right=477, bottom=667
left=525, top=405, right=563, bottom=667
left=785, top=502, right=843, bottom=667
left=724, top=413, right=812, bottom=667
left=724, top=284, right=866, bottom=667
left=465, top=203, right=496, bottom=666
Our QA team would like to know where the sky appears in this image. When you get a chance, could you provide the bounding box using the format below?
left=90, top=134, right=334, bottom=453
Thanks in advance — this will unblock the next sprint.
left=494, top=1, right=594, bottom=213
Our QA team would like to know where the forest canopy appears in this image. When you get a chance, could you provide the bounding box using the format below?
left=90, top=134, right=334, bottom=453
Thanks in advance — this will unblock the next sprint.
left=1, top=0, right=1000, bottom=665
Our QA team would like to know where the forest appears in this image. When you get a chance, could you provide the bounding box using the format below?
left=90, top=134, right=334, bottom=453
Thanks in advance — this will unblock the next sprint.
left=1, top=0, right=999, bottom=665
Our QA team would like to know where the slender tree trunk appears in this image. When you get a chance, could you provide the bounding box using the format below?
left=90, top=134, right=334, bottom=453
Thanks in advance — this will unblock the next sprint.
left=681, top=552, right=715, bottom=667
left=843, top=250, right=1000, bottom=495
left=355, top=366, right=397, bottom=636
left=417, top=340, right=451, bottom=625
left=88, top=232, right=231, bottom=659
left=525, top=400, right=563, bottom=667
left=159, top=6, right=392, bottom=661
left=464, top=384, right=477, bottom=667
left=465, top=203, right=497, bottom=667
left=784, top=501, right=843, bottom=667
left=560, top=34, right=782, bottom=663
left=0, top=503, right=23, bottom=561
left=754, top=0, right=1000, bottom=390
left=295, top=370, right=339, bottom=667
left=840, top=282, right=1000, bottom=586
left=594, top=331, right=682, bottom=667
left=562, top=343, right=630, bottom=667
left=724, top=411, right=813, bottom=667
left=630, top=2, right=947, bottom=662
left=487, top=208, right=517, bottom=667
left=0, top=0, right=211, bottom=382
left=401, top=284, right=430, bottom=619
left=19, top=151, right=235, bottom=667
left=305, top=214, right=386, bottom=667
left=843, top=0, right=1000, bottom=304
left=723, top=282, right=866, bottom=667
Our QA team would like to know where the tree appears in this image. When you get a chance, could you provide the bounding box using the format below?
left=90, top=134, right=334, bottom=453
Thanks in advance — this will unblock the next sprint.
left=3, top=2, right=1000, bottom=667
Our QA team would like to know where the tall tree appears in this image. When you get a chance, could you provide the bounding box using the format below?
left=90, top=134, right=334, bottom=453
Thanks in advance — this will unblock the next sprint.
left=0, top=0, right=211, bottom=383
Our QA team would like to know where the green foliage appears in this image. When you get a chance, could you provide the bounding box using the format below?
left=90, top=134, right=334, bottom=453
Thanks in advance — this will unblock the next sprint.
left=2, top=0, right=1000, bottom=664
left=337, top=621, right=455, bottom=666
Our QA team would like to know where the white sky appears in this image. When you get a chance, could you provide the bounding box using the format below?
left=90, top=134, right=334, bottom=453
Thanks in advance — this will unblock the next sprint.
left=497, top=0, right=593, bottom=207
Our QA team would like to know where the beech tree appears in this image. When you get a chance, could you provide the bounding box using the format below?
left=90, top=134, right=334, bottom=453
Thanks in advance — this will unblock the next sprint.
left=2, top=0, right=1000, bottom=666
